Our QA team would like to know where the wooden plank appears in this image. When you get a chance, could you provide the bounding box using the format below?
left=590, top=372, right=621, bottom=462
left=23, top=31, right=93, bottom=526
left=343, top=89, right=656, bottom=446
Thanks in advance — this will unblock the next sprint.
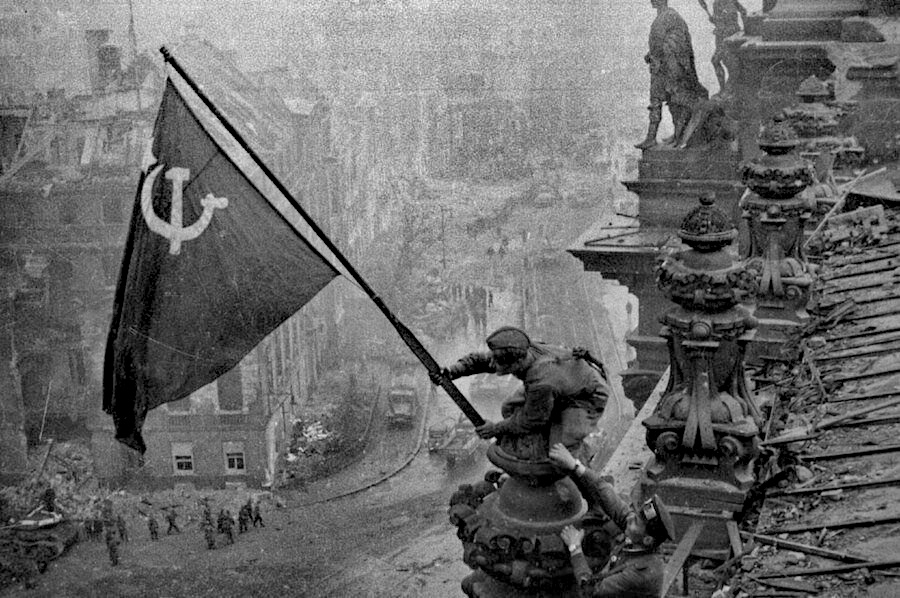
left=755, top=558, right=900, bottom=579
left=816, top=338, right=900, bottom=362
left=726, top=520, right=743, bottom=561
left=660, top=520, right=704, bottom=598
left=763, top=513, right=900, bottom=535
left=768, top=474, right=900, bottom=497
left=741, top=531, right=868, bottom=563
left=802, top=442, right=900, bottom=461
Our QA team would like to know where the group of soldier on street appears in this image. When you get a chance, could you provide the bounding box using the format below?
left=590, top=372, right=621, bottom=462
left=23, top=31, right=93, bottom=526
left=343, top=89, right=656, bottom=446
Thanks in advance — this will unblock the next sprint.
left=66, top=495, right=263, bottom=572
left=200, top=497, right=264, bottom=550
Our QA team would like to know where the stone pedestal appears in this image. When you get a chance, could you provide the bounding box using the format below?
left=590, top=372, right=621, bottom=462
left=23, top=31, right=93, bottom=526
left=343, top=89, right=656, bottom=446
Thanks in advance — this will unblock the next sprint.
left=740, top=122, right=817, bottom=362
left=569, top=225, right=677, bottom=410
left=639, top=195, right=762, bottom=559
left=452, top=445, right=616, bottom=597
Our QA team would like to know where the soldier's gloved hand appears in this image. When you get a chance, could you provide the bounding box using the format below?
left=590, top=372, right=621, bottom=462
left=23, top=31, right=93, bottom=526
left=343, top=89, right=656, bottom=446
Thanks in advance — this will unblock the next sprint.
left=475, top=421, right=498, bottom=439
left=429, top=367, right=450, bottom=386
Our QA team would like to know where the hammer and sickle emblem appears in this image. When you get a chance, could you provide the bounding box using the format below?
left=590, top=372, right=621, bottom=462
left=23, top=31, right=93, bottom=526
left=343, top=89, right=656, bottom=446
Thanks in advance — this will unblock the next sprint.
left=140, top=164, right=229, bottom=255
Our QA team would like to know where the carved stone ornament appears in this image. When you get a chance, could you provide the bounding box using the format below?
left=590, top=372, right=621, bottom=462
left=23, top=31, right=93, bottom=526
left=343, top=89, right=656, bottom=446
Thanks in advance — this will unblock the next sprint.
left=645, top=195, right=761, bottom=490
left=739, top=121, right=816, bottom=313
left=451, top=445, right=615, bottom=596
left=741, top=122, right=815, bottom=199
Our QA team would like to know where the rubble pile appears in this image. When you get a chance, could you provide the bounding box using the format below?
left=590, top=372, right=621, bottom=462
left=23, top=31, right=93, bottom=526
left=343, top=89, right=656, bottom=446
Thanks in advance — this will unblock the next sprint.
left=0, top=441, right=100, bottom=524
left=277, top=370, right=374, bottom=486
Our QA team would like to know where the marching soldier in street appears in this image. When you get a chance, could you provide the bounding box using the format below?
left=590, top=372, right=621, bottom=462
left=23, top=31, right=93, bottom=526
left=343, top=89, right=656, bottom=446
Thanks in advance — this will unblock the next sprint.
left=203, top=519, right=216, bottom=550
left=252, top=501, right=265, bottom=528
left=103, top=519, right=120, bottom=567
left=221, top=509, right=235, bottom=545
left=147, top=514, right=159, bottom=541
left=238, top=500, right=251, bottom=534
left=165, top=506, right=180, bottom=535
left=116, top=514, right=129, bottom=543
left=200, top=496, right=213, bottom=528
left=549, top=443, right=676, bottom=597
left=434, top=326, right=610, bottom=461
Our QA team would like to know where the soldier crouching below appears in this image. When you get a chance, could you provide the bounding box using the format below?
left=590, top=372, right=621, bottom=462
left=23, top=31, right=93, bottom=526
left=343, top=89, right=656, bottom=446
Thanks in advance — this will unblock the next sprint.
left=549, top=443, right=676, bottom=598
left=434, top=326, right=610, bottom=462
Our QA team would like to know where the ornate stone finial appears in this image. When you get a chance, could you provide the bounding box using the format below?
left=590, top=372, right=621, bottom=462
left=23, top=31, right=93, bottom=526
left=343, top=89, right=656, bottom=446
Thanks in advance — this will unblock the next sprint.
left=658, top=194, right=753, bottom=313
left=796, top=75, right=832, bottom=102
left=646, top=196, right=761, bottom=501
left=740, top=121, right=817, bottom=329
left=741, top=122, right=814, bottom=199
left=758, top=120, right=799, bottom=154
left=677, top=193, right=738, bottom=251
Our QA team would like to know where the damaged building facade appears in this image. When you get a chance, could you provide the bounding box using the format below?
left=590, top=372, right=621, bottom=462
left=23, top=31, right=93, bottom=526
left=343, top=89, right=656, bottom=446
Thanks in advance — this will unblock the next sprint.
left=0, top=7, right=342, bottom=488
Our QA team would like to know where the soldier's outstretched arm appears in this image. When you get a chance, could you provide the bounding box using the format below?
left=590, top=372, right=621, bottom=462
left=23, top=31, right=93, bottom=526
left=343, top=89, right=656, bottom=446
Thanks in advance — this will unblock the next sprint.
left=445, top=351, right=496, bottom=379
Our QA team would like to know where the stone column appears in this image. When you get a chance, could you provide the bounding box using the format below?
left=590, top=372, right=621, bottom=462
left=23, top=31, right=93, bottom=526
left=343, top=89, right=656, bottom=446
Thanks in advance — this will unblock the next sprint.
left=640, top=195, right=762, bottom=557
left=740, top=122, right=817, bottom=358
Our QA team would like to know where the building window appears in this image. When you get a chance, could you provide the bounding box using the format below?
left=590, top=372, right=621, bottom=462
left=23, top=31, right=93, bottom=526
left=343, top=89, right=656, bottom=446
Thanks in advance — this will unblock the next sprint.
left=223, top=441, right=245, bottom=474
left=171, top=443, right=194, bottom=475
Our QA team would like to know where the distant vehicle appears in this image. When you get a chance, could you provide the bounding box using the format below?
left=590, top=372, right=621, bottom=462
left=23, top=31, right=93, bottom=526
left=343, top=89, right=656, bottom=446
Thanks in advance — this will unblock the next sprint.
left=386, top=385, right=417, bottom=429
left=430, top=413, right=486, bottom=468
left=427, top=417, right=457, bottom=452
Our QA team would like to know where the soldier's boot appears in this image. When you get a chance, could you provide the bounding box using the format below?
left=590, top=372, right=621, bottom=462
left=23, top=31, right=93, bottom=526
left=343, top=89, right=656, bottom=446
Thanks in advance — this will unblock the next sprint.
left=635, top=106, right=662, bottom=150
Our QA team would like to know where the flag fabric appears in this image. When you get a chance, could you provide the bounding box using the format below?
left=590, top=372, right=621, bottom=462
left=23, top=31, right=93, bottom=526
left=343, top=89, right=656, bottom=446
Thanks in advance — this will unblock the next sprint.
left=103, top=79, right=340, bottom=453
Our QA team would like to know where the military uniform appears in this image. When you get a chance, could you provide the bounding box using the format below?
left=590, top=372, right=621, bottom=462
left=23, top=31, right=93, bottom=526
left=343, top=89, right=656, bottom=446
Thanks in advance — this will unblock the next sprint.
left=567, top=467, right=671, bottom=598
left=165, top=508, right=180, bottom=534
left=104, top=523, right=120, bottom=566
left=147, top=515, right=159, bottom=541
left=445, top=327, right=609, bottom=459
left=238, top=503, right=250, bottom=533
left=116, top=514, right=129, bottom=542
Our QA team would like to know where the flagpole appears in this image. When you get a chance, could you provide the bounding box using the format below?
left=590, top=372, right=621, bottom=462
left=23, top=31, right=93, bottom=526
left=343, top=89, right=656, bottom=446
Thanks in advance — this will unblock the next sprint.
left=159, top=46, right=485, bottom=427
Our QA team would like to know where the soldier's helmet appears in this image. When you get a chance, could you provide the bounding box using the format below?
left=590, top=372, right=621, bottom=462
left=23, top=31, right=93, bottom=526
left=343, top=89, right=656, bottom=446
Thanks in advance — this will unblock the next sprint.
left=638, top=494, right=677, bottom=544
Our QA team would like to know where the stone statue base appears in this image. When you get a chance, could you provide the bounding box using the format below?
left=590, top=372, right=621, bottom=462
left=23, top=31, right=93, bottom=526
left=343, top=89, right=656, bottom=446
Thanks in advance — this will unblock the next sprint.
left=639, top=473, right=748, bottom=559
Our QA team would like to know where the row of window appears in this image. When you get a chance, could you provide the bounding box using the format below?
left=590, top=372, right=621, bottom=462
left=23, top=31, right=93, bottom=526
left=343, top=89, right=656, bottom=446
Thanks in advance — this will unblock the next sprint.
left=171, top=441, right=245, bottom=475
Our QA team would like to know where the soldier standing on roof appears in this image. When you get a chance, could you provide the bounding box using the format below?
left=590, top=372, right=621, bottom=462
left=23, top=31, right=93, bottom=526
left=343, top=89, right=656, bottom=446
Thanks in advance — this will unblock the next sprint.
left=434, top=325, right=610, bottom=461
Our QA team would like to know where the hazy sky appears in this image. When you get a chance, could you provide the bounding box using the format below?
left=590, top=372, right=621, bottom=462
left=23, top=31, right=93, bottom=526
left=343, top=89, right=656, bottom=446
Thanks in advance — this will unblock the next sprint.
left=69, top=0, right=764, bottom=93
